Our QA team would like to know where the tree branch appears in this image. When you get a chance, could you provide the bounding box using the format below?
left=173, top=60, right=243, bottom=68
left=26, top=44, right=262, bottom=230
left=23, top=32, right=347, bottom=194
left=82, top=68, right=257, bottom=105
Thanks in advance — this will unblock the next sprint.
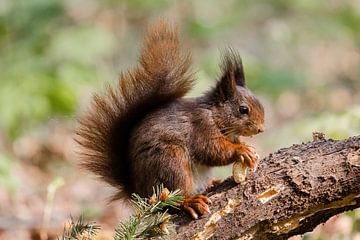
left=173, top=135, right=360, bottom=239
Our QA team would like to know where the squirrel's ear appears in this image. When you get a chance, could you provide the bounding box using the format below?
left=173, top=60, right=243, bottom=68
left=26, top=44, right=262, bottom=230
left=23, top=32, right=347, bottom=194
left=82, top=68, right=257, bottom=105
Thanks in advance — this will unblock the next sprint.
left=213, top=50, right=246, bottom=102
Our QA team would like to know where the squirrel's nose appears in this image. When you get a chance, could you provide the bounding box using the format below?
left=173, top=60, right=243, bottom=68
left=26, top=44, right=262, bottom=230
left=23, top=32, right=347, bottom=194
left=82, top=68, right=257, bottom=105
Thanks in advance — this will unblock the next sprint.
left=257, top=125, right=265, bottom=133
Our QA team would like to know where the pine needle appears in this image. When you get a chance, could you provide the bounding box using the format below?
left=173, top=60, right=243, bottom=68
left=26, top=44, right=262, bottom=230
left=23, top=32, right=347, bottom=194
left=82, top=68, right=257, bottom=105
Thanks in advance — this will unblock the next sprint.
left=58, top=185, right=183, bottom=240
left=114, top=184, right=184, bottom=240
left=58, top=215, right=100, bottom=240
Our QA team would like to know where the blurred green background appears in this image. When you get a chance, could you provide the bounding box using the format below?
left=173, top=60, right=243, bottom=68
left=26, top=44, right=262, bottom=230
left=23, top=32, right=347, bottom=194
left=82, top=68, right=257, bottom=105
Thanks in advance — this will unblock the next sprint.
left=0, top=0, right=359, bottom=239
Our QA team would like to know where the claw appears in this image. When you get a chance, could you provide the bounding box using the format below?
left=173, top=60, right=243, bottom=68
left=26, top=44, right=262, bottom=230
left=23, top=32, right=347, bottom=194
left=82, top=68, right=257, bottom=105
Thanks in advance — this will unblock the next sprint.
left=238, top=144, right=258, bottom=169
left=181, top=195, right=211, bottom=219
left=183, top=205, right=198, bottom=219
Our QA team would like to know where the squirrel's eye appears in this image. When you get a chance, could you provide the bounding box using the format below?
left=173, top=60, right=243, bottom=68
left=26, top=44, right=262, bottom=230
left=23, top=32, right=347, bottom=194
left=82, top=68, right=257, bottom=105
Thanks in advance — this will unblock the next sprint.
left=239, top=106, right=249, bottom=114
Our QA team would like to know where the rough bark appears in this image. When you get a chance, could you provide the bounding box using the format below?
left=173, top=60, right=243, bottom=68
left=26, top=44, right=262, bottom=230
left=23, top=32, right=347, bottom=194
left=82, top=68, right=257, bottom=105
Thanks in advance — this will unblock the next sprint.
left=173, top=135, right=360, bottom=239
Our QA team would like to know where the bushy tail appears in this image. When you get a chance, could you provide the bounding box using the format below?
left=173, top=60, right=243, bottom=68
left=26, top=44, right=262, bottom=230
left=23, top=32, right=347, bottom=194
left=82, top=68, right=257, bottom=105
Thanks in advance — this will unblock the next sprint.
left=76, top=21, right=194, bottom=199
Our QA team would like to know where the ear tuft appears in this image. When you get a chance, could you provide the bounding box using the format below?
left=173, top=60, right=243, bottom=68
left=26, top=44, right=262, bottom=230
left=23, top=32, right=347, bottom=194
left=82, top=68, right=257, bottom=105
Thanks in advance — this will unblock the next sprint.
left=210, top=49, right=246, bottom=103
left=221, top=49, right=246, bottom=87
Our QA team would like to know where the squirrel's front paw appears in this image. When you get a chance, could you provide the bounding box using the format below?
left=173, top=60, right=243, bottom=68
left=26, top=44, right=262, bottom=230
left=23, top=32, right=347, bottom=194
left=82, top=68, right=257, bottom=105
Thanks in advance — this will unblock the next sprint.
left=236, top=144, right=259, bottom=169
left=181, top=195, right=212, bottom=219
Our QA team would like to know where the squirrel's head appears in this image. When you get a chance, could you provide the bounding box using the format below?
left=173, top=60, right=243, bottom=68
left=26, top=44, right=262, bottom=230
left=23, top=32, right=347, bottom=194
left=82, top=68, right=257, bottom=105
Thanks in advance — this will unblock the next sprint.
left=209, top=50, right=265, bottom=141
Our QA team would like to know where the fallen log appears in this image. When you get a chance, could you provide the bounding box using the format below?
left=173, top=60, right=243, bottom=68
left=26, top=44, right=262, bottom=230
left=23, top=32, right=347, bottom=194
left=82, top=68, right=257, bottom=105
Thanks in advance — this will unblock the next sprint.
left=173, top=135, right=360, bottom=239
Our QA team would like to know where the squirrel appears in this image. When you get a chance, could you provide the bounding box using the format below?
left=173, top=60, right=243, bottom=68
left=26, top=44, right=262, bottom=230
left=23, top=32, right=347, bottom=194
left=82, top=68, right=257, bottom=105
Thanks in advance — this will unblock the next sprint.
left=76, top=20, right=265, bottom=219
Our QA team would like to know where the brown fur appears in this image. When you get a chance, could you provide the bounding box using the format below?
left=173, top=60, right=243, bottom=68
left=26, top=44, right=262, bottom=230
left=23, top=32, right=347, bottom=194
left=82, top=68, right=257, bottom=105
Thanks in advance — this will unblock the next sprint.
left=76, top=21, right=264, bottom=200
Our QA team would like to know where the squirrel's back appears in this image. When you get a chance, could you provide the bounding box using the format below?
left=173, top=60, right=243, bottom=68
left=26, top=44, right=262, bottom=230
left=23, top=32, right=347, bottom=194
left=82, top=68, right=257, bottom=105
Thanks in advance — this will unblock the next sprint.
left=76, top=21, right=194, bottom=199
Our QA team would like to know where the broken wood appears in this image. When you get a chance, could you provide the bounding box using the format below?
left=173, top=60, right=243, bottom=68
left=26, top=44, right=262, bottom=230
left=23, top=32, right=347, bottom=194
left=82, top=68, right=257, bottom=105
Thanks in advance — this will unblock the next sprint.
left=173, top=135, right=360, bottom=239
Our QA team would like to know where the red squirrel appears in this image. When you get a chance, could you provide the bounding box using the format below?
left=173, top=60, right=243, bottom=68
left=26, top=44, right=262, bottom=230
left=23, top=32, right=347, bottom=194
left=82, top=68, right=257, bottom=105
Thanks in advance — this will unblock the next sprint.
left=76, top=21, right=264, bottom=219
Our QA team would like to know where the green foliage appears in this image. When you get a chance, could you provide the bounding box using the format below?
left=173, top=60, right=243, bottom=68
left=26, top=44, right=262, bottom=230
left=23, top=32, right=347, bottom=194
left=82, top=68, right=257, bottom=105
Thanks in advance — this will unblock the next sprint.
left=353, top=218, right=360, bottom=233
left=247, top=65, right=305, bottom=98
left=263, top=106, right=360, bottom=151
left=0, top=0, right=116, bottom=139
left=0, top=153, right=18, bottom=193
left=127, top=0, right=169, bottom=11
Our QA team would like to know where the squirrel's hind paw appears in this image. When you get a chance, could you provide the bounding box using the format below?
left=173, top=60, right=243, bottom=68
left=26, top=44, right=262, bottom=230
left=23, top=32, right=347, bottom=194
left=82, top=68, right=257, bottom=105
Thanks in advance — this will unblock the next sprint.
left=181, top=195, right=212, bottom=219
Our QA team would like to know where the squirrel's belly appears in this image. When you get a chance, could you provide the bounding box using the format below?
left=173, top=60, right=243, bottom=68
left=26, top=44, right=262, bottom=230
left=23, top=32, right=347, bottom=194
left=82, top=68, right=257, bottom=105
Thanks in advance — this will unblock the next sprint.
left=191, top=164, right=212, bottom=194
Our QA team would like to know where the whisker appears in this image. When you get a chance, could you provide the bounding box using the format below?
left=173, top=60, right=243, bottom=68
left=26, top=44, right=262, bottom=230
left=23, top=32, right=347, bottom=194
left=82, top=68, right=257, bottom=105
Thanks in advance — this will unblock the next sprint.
left=220, top=126, right=237, bottom=132
left=222, top=128, right=238, bottom=136
left=210, top=128, right=236, bottom=139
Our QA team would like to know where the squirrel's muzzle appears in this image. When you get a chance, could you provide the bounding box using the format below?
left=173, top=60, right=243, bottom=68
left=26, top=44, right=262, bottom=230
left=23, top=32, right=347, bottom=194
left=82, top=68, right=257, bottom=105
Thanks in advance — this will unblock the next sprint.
left=257, top=125, right=265, bottom=133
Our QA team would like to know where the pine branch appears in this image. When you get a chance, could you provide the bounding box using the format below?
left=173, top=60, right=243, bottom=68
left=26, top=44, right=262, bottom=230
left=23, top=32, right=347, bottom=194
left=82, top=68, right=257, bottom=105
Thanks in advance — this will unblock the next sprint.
left=114, top=184, right=184, bottom=240
left=58, top=216, right=100, bottom=240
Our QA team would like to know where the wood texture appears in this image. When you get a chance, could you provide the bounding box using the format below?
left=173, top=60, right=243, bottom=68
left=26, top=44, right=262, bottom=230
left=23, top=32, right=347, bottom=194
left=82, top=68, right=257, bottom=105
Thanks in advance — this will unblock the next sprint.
left=173, top=135, right=360, bottom=239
